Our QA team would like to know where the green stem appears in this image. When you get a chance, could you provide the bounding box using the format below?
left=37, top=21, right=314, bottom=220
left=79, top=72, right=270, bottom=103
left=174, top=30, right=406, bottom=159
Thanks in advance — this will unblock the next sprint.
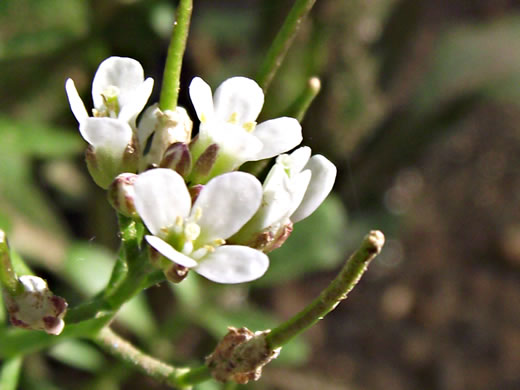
left=256, top=0, right=317, bottom=92
left=0, top=231, right=22, bottom=296
left=159, top=0, right=193, bottom=111
left=265, top=230, right=385, bottom=349
left=96, top=327, right=210, bottom=388
left=285, top=76, right=321, bottom=121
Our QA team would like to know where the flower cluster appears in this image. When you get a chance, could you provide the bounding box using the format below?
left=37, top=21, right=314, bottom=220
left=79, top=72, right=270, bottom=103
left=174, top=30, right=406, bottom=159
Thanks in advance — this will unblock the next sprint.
left=66, top=57, right=337, bottom=284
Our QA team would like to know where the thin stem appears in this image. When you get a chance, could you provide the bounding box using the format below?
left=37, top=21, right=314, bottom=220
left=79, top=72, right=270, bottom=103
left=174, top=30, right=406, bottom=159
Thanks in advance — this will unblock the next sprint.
left=0, top=231, right=22, bottom=296
left=285, top=77, right=321, bottom=121
left=159, top=0, right=193, bottom=111
left=96, top=327, right=210, bottom=388
left=256, top=0, right=317, bottom=92
left=265, top=230, right=385, bottom=349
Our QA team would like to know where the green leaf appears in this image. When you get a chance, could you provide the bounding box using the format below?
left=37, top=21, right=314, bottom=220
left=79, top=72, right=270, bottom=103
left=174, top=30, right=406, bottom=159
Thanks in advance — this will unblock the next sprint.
left=0, top=357, right=22, bottom=390
left=254, top=195, right=348, bottom=287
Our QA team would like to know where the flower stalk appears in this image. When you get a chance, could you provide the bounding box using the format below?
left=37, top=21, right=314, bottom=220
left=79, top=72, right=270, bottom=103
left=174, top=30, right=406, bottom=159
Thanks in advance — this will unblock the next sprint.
left=265, top=230, right=385, bottom=349
left=256, top=0, right=317, bottom=91
left=159, top=0, right=193, bottom=111
left=0, top=231, right=22, bottom=296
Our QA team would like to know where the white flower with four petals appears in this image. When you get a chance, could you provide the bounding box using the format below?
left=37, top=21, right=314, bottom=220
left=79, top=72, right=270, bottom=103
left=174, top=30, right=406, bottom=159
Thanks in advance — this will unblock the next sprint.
left=188, top=76, right=303, bottom=177
left=133, top=168, right=269, bottom=283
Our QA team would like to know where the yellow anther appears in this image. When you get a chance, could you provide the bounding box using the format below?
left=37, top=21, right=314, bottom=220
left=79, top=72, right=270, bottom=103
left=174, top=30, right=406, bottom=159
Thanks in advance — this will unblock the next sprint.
left=213, top=238, right=226, bottom=246
left=243, top=122, right=256, bottom=133
left=175, top=216, right=184, bottom=227
left=200, top=113, right=207, bottom=124
left=193, top=207, right=203, bottom=221
left=228, top=112, right=238, bottom=124
left=204, top=244, right=216, bottom=253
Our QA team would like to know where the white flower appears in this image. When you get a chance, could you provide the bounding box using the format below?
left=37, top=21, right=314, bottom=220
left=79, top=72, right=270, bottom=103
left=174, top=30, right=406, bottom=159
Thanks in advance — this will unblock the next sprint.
left=133, top=168, right=269, bottom=283
left=188, top=76, right=303, bottom=174
left=233, top=147, right=337, bottom=245
left=65, top=56, right=154, bottom=127
left=65, top=57, right=154, bottom=188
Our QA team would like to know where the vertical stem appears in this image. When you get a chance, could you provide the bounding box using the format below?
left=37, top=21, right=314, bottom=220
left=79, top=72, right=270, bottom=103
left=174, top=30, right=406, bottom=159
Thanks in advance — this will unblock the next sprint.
left=159, top=0, right=193, bottom=111
left=256, top=0, right=317, bottom=92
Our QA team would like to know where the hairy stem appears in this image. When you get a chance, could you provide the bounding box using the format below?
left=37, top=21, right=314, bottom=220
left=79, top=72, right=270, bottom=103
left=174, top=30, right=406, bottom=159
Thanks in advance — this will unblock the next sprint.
left=96, top=327, right=210, bottom=389
left=256, top=0, right=317, bottom=92
left=159, top=0, right=193, bottom=111
left=265, top=230, right=385, bottom=349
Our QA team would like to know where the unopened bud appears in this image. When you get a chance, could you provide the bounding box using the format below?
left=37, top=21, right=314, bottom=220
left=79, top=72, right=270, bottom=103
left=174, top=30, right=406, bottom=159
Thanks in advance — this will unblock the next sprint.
left=85, top=140, right=139, bottom=189
left=108, top=173, right=138, bottom=218
left=189, top=184, right=204, bottom=203
left=3, top=275, right=67, bottom=335
left=206, top=327, right=280, bottom=384
left=144, top=106, right=193, bottom=167
left=147, top=245, right=190, bottom=284
left=191, top=143, right=219, bottom=183
left=160, top=142, right=192, bottom=177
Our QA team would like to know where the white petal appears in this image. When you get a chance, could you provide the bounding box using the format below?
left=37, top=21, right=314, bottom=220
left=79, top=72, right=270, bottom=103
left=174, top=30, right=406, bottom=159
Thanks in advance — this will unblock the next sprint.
left=288, top=146, right=311, bottom=175
left=258, top=164, right=293, bottom=229
left=65, top=78, right=89, bottom=124
left=290, top=155, right=337, bottom=223
left=92, top=57, right=145, bottom=109
left=192, top=172, right=262, bottom=242
left=253, top=117, right=302, bottom=160
left=209, top=122, right=263, bottom=162
left=189, top=77, right=214, bottom=124
left=136, top=103, right=160, bottom=148
left=119, top=77, right=154, bottom=123
left=195, top=245, right=269, bottom=283
left=287, top=169, right=312, bottom=216
left=79, top=117, right=133, bottom=155
left=134, top=168, right=191, bottom=235
left=213, top=77, right=264, bottom=124
left=145, top=235, right=197, bottom=268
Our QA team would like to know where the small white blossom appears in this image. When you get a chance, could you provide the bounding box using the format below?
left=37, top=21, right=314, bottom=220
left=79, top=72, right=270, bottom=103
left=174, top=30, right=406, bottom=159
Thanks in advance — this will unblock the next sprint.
left=133, top=168, right=269, bottom=283
left=188, top=76, right=303, bottom=176
left=65, top=57, right=154, bottom=187
left=65, top=56, right=154, bottom=127
left=233, top=147, right=337, bottom=247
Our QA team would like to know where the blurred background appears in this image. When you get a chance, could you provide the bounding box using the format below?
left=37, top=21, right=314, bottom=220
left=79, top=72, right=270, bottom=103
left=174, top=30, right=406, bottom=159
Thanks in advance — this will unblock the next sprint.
left=1, top=0, right=520, bottom=389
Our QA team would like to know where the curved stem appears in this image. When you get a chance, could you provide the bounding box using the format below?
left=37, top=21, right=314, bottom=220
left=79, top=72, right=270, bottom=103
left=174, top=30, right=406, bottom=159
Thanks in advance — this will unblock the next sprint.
left=256, top=0, right=317, bottom=92
left=96, top=327, right=210, bottom=389
left=159, top=0, right=193, bottom=111
left=265, top=230, right=385, bottom=349
left=285, top=77, right=321, bottom=121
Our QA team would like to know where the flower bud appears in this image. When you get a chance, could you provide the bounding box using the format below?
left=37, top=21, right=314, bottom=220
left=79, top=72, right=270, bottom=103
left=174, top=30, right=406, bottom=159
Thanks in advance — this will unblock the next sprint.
left=108, top=173, right=138, bottom=218
left=190, top=143, right=219, bottom=184
left=206, top=327, right=280, bottom=384
left=141, top=106, right=193, bottom=168
left=3, top=275, right=67, bottom=335
left=160, top=142, right=192, bottom=177
left=85, top=140, right=139, bottom=189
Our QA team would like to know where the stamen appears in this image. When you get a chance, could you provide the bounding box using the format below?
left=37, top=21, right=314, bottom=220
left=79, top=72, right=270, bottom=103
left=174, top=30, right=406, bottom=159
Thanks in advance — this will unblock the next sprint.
left=228, top=112, right=238, bottom=124
left=243, top=122, right=256, bottom=133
